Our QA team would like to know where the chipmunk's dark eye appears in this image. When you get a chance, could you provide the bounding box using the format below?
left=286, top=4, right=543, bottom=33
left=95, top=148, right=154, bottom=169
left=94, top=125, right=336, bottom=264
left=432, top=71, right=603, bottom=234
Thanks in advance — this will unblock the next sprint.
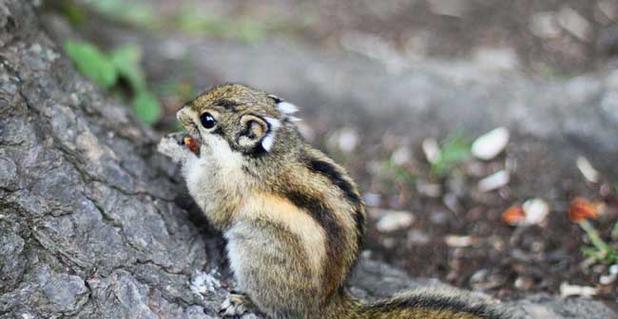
left=200, top=112, right=217, bottom=129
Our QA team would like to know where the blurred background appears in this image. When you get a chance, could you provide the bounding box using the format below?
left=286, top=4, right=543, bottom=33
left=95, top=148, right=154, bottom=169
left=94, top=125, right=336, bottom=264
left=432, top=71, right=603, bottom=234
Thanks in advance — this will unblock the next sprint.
left=43, top=0, right=617, bottom=302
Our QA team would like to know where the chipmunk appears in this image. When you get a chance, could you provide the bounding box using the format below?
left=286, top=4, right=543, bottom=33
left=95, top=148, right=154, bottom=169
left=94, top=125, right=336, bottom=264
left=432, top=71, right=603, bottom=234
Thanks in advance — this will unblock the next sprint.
left=158, top=83, right=512, bottom=319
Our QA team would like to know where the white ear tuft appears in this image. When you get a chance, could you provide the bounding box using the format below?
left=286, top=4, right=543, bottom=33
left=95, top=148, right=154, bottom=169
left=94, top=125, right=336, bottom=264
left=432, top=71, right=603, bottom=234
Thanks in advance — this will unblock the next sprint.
left=262, top=117, right=281, bottom=152
left=265, top=117, right=281, bottom=130
left=262, top=134, right=275, bottom=152
left=277, top=101, right=298, bottom=114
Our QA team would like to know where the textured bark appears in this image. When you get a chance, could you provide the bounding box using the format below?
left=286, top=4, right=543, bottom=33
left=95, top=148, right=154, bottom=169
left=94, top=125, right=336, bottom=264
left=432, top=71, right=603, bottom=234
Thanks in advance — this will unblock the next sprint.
left=0, top=1, right=615, bottom=318
left=0, top=1, right=222, bottom=317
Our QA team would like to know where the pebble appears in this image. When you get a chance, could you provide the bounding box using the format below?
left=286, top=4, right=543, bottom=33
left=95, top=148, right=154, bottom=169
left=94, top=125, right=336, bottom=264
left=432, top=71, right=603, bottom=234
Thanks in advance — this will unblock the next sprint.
left=391, top=146, right=411, bottom=165
left=560, top=282, right=597, bottom=298
left=478, top=170, right=510, bottom=192
left=328, top=128, right=358, bottom=153
left=598, top=1, right=616, bottom=21
left=473, top=48, right=520, bottom=71
left=422, top=138, right=440, bottom=164
left=407, top=230, right=431, bottom=245
left=558, top=7, right=592, bottom=41
left=427, top=0, right=468, bottom=17
left=599, top=264, right=618, bottom=285
left=416, top=182, right=442, bottom=198
left=522, top=198, right=550, bottom=225
left=376, top=210, right=415, bottom=233
left=471, top=127, right=510, bottom=160
left=576, top=156, right=600, bottom=183
left=445, top=235, right=475, bottom=248
left=362, top=193, right=382, bottom=207
left=530, top=12, right=561, bottom=39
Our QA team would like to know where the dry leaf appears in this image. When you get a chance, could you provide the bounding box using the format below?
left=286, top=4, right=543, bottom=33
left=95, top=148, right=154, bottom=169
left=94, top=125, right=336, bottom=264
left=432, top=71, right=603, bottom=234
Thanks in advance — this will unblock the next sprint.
left=502, top=205, right=525, bottom=226
left=568, top=197, right=599, bottom=223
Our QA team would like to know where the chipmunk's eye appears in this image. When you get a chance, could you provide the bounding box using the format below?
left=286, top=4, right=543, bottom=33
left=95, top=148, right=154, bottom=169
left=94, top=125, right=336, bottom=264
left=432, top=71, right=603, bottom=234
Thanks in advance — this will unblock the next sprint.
left=200, top=112, right=217, bottom=129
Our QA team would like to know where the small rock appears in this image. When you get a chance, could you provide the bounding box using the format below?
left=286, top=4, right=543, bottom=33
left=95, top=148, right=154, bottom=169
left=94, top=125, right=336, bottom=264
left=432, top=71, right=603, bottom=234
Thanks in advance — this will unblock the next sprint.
left=444, top=235, right=475, bottom=248
left=337, top=128, right=359, bottom=153
left=376, top=210, right=415, bottom=233
left=514, top=276, right=534, bottom=290
left=558, top=7, right=592, bottom=41
left=471, top=127, right=509, bottom=160
left=522, top=198, right=550, bottom=225
left=407, top=230, right=431, bottom=245
left=416, top=181, right=442, bottom=198
left=560, top=282, right=597, bottom=297
left=576, top=156, right=600, bottom=183
left=391, top=147, right=411, bottom=165
left=422, top=138, right=440, bottom=164
left=530, top=12, right=561, bottom=39
left=427, top=0, right=468, bottom=17
left=362, top=193, right=382, bottom=207
left=473, top=48, right=519, bottom=71
left=443, top=193, right=462, bottom=213
left=599, top=264, right=618, bottom=285
left=598, top=1, right=617, bottom=21
left=429, top=210, right=450, bottom=225
left=477, top=170, right=510, bottom=192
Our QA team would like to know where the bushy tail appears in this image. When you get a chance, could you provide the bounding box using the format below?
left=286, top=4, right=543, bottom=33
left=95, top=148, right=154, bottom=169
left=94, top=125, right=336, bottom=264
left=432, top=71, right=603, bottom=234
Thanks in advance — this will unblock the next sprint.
left=329, top=288, right=513, bottom=319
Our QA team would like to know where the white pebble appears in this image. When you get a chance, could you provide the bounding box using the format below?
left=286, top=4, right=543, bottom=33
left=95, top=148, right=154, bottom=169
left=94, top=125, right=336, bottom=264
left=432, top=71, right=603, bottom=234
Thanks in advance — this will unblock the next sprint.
left=576, top=156, right=600, bottom=183
left=477, top=170, right=510, bottom=192
left=391, top=147, right=411, bottom=165
left=522, top=198, right=550, bottom=225
left=445, top=235, right=474, bottom=248
left=529, top=12, right=561, bottom=39
left=376, top=210, right=415, bottom=233
left=334, top=128, right=358, bottom=153
left=558, top=7, right=592, bottom=41
left=559, top=282, right=597, bottom=298
left=471, top=127, right=510, bottom=160
left=422, top=138, right=440, bottom=164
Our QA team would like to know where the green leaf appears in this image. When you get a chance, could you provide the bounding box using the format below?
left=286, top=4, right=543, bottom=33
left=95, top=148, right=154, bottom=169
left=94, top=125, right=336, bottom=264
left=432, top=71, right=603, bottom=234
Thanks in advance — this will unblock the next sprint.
left=64, top=40, right=117, bottom=88
left=431, top=133, right=471, bottom=177
left=110, top=45, right=146, bottom=92
left=133, top=91, right=162, bottom=125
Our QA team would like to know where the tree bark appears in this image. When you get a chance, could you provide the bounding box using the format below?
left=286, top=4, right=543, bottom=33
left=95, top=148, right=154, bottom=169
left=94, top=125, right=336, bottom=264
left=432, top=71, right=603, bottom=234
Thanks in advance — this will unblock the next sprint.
left=0, top=1, right=223, bottom=317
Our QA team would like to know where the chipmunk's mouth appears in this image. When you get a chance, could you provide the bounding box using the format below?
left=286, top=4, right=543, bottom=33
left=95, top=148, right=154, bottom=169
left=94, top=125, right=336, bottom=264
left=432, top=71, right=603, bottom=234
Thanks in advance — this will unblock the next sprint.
left=179, top=123, right=202, bottom=156
left=181, top=134, right=199, bottom=155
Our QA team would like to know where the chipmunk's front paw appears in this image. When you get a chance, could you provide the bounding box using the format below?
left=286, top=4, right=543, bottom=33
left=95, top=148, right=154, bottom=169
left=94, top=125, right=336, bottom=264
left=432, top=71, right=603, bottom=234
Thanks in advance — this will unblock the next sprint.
left=219, top=292, right=258, bottom=318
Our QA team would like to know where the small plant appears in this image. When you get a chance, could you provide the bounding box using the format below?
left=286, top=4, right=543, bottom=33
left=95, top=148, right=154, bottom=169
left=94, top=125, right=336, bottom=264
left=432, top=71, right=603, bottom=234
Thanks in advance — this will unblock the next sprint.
left=431, top=133, right=471, bottom=177
left=64, top=40, right=161, bottom=125
left=382, top=159, right=416, bottom=186
left=569, top=197, right=618, bottom=265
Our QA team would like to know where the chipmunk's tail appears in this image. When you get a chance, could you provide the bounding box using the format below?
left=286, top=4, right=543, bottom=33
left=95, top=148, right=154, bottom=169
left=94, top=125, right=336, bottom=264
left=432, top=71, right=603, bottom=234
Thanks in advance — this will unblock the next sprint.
left=327, top=288, right=514, bottom=319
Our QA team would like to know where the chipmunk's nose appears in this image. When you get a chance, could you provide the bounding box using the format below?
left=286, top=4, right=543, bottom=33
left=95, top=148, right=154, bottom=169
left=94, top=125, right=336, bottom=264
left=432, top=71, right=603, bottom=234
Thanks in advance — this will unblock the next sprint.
left=176, top=105, right=194, bottom=127
left=176, top=105, right=187, bottom=122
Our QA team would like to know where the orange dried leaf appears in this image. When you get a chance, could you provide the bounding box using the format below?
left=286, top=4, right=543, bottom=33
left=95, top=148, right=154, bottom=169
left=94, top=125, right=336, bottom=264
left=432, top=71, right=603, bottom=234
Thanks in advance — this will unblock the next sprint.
left=568, top=197, right=598, bottom=223
left=502, top=205, right=525, bottom=226
left=183, top=136, right=199, bottom=155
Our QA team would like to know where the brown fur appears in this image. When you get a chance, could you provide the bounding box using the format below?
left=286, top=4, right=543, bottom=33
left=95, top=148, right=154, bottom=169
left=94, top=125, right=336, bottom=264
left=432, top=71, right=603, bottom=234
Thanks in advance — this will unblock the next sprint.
left=163, top=83, right=511, bottom=319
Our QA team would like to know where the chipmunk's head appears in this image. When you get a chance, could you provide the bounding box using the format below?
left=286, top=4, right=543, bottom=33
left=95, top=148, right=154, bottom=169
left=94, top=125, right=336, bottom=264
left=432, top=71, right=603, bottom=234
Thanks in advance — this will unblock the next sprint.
left=176, top=83, right=301, bottom=157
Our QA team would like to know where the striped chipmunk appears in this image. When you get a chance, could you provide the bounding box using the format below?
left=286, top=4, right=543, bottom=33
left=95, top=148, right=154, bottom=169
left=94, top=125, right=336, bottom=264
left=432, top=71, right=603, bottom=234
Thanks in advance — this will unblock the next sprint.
left=158, top=83, right=512, bottom=319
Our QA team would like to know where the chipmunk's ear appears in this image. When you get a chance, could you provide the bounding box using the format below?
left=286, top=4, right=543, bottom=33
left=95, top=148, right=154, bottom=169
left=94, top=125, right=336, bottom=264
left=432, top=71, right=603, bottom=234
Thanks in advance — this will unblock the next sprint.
left=238, top=114, right=281, bottom=152
left=268, top=94, right=301, bottom=122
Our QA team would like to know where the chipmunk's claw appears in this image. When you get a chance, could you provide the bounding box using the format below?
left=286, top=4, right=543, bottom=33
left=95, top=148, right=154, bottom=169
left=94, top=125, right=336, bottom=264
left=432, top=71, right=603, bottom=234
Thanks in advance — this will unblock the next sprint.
left=219, top=292, right=257, bottom=319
